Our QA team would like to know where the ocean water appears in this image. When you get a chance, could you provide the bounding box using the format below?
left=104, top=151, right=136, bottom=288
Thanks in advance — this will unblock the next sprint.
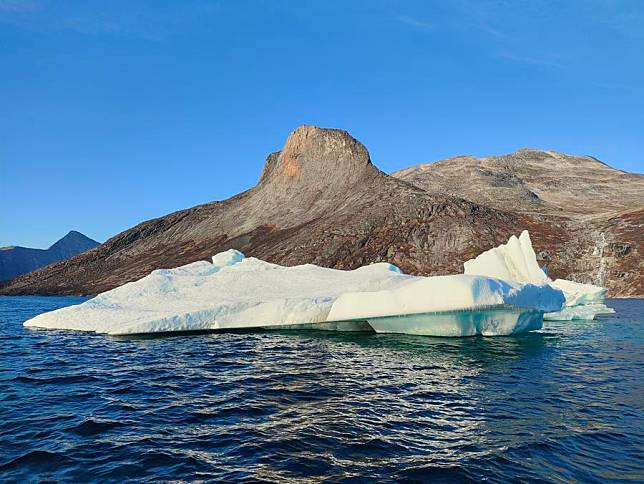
left=0, top=297, right=642, bottom=482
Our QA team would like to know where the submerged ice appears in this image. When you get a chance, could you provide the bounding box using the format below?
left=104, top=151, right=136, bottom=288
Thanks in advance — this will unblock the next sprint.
left=24, top=249, right=564, bottom=337
left=464, top=231, right=615, bottom=321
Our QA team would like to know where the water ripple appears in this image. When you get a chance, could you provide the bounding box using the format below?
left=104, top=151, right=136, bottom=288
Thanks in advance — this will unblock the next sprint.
left=0, top=296, right=642, bottom=481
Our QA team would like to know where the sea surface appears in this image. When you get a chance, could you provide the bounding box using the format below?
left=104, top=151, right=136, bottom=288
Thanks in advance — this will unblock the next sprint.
left=0, top=296, right=642, bottom=482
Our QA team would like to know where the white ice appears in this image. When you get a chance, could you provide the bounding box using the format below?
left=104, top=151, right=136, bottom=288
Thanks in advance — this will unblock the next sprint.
left=463, top=231, right=549, bottom=285
left=23, top=249, right=564, bottom=337
left=464, top=231, right=615, bottom=320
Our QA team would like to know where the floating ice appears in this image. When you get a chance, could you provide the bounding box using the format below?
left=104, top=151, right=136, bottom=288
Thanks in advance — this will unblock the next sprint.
left=24, top=249, right=564, bottom=337
left=544, top=279, right=614, bottom=320
left=464, top=231, right=615, bottom=320
left=463, top=231, right=549, bottom=285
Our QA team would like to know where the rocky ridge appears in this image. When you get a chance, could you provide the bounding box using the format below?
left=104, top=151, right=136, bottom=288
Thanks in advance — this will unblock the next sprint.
left=1, top=126, right=642, bottom=296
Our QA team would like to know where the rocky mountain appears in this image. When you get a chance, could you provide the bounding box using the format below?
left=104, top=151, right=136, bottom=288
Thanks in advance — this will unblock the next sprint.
left=393, top=149, right=644, bottom=296
left=0, top=231, right=99, bottom=282
left=0, top=126, right=527, bottom=295
left=1, top=127, right=641, bottom=297
left=392, top=149, right=643, bottom=216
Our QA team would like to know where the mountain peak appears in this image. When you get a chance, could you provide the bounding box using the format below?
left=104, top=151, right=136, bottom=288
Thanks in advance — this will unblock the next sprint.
left=258, top=125, right=378, bottom=190
left=64, top=230, right=84, bottom=238
left=394, top=147, right=644, bottom=217
left=48, top=231, right=99, bottom=255
left=0, top=231, right=100, bottom=282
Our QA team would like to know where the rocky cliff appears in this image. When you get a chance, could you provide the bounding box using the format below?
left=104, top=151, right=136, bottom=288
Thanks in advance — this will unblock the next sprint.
left=1, top=127, right=641, bottom=296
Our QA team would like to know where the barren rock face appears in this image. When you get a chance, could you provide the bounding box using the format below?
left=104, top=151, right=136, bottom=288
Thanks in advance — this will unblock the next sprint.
left=394, top=150, right=644, bottom=296
left=260, top=126, right=376, bottom=188
left=252, top=126, right=387, bottom=224
left=393, top=149, right=644, bottom=216
left=1, top=126, right=642, bottom=297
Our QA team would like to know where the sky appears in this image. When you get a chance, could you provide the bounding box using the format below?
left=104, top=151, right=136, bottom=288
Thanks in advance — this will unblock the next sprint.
left=1, top=0, right=643, bottom=248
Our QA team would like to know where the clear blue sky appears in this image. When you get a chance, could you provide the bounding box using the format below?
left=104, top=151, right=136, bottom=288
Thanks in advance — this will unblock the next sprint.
left=1, top=0, right=643, bottom=248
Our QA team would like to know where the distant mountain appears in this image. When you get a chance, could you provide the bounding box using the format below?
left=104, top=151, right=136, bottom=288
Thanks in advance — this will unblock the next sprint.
left=0, top=231, right=99, bottom=282
left=0, top=127, right=641, bottom=297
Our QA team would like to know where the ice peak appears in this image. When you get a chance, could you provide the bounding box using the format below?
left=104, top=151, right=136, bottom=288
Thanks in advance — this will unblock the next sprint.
left=464, top=229, right=549, bottom=284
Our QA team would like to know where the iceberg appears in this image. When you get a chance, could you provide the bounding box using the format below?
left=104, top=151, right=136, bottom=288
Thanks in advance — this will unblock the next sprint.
left=24, top=250, right=564, bottom=337
left=464, top=231, right=615, bottom=320
left=544, top=279, right=614, bottom=320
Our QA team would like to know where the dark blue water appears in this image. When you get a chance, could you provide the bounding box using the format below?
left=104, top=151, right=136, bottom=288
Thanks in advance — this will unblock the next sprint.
left=1, top=297, right=642, bottom=482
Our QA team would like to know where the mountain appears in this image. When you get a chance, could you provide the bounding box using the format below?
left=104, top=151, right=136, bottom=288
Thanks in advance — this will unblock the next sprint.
left=0, top=126, right=527, bottom=295
left=0, top=127, right=641, bottom=297
left=0, top=231, right=100, bottom=282
left=393, top=149, right=644, bottom=296
left=392, top=149, right=644, bottom=216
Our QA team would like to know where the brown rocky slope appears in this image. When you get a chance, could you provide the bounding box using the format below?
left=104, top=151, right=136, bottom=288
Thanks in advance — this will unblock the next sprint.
left=394, top=150, right=644, bottom=297
left=1, top=127, right=642, bottom=296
